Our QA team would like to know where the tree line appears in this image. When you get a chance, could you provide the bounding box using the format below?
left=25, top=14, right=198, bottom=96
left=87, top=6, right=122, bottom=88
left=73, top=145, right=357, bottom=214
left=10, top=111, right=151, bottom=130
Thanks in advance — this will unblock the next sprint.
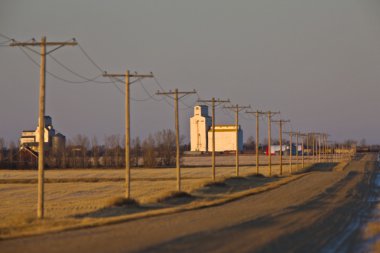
left=0, top=129, right=184, bottom=169
left=0, top=131, right=359, bottom=169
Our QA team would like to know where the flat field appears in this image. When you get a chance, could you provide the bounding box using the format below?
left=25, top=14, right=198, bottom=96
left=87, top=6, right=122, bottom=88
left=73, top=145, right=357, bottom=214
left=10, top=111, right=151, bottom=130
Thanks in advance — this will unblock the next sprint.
left=0, top=155, right=334, bottom=238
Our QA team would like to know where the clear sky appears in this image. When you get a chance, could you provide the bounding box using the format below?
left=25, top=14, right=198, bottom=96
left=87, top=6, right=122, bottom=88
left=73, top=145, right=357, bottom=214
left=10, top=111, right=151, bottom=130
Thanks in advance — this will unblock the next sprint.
left=1, top=0, right=380, bottom=145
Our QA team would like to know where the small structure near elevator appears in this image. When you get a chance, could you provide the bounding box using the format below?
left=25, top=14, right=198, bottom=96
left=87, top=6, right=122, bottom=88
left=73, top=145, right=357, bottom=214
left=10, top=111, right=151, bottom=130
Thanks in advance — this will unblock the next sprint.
left=190, top=105, right=243, bottom=152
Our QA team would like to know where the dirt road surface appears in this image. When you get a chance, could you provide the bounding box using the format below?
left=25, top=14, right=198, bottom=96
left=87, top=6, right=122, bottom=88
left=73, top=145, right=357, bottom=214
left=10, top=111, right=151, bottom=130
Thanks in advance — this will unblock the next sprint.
left=0, top=154, right=378, bottom=253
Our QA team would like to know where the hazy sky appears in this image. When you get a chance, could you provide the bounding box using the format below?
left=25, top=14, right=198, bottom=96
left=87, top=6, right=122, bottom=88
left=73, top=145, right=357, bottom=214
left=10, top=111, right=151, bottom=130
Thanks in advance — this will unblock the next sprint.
left=1, top=0, right=380, bottom=144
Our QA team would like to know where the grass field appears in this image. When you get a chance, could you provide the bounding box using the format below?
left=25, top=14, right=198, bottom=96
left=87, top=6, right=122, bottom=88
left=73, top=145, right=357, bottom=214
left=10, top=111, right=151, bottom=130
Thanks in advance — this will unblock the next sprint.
left=0, top=155, right=340, bottom=238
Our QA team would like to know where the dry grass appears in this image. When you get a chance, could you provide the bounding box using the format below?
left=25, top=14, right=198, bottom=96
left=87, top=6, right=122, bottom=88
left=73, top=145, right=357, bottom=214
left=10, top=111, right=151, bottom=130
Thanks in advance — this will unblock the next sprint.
left=363, top=220, right=380, bottom=252
left=364, top=221, right=380, bottom=236
left=0, top=157, right=341, bottom=239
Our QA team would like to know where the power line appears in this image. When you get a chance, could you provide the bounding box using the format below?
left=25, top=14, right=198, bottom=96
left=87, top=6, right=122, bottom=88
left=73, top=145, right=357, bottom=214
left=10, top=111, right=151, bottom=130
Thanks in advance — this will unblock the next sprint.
left=77, top=43, right=104, bottom=73
left=152, top=76, right=166, bottom=92
left=48, top=54, right=114, bottom=84
left=18, top=47, right=106, bottom=85
left=0, top=33, right=12, bottom=40
left=106, top=76, right=154, bottom=101
left=17, top=42, right=137, bottom=87
left=0, top=39, right=12, bottom=44
left=105, top=76, right=126, bottom=95
left=138, top=79, right=164, bottom=102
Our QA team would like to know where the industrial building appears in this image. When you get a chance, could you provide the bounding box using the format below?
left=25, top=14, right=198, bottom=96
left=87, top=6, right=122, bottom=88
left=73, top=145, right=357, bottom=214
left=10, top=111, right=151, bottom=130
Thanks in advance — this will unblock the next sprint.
left=19, top=116, right=66, bottom=155
left=266, top=144, right=303, bottom=155
left=190, top=105, right=243, bottom=152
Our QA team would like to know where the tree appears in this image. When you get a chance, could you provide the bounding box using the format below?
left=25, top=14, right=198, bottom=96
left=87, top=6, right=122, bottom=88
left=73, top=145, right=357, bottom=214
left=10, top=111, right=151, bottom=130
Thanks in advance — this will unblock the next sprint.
left=8, top=141, right=16, bottom=169
left=131, top=137, right=141, bottom=167
left=0, top=138, right=4, bottom=166
left=243, top=136, right=255, bottom=151
left=72, top=134, right=90, bottom=168
left=142, top=134, right=157, bottom=167
left=104, top=134, right=122, bottom=168
left=155, top=129, right=176, bottom=166
left=343, top=139, right=357, bottom=147
left=91, top=136, right=99, bottom=168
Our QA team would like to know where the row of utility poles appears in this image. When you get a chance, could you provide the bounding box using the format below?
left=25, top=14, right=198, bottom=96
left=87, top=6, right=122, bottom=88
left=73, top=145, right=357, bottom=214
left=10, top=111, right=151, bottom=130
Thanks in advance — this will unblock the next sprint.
left=8, top=36, right=348, bottom=220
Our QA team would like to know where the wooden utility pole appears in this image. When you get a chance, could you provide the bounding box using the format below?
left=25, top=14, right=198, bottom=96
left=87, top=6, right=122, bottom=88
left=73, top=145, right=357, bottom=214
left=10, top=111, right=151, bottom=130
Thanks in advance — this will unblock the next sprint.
left=323, top=134, right=329, bottom=162
left=156, top=89, right=196, bottom=191
left=245, top=110, right=265, bottom=175
left=295, top=131, right=300, bottom=170
left=103, top=70, right=153, bottom=199
left=10, top=37, right=77, bottom=219
left=272, top=120, right=290, bottom=175
left=324, top=134, right=330, bottom=162
left=224, top=104, right=251, bottom=177
left=306, top=133, right=310, bottom=163
left=197, top=98, right=230, bottom=181
left=318, top=134, right=321, bottom=162
left=283, top=131, right=296, bottom=174
left=263, top=111, right=280, bottom=176
left=312, top=133, right=316, bottom=163
left=299, top=133, right=307, bottom=169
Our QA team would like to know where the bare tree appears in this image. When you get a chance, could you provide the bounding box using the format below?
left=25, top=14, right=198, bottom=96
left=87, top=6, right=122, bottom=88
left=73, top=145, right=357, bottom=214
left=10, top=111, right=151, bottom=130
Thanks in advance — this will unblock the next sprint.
left=91, top=136, right=99, bottom=168
left=142, top=134, right=157, bottom=167
left=343, top=139, right=357, bottom=147
left=0, top=138, right=4, bottom=166
left=104, top=135, right=122, bottom=168
left=243, top=136, right=255, bottom=152
left=8, top=141, right=16, bottom=169
left=72, top=134, right=90, bottom=168
left=131, top=137, right=141, bottom=167
left=155, top=129, right=176, bottom=166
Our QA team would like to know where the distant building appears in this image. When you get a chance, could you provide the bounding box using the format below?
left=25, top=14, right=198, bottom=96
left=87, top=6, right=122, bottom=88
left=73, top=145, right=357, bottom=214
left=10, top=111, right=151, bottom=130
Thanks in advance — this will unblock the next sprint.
left=265, top=144, right=302, bottom=155
left=19, top=116, right=66, bottom=154
left=190, top=105, right=243, bottom=152
left=190, top=105, right=212, bottom=152
left=208, top=125, right=243, bottom=152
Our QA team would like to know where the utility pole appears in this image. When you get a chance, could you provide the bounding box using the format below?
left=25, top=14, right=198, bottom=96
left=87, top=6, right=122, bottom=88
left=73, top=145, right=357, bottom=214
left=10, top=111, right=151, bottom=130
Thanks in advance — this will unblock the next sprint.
left=156, top=89, right=197, bottom=191
left=310, top=132, right=320, bottom=163
left=306, top=133, right=310, bottom=163
left=272, top=119, right=290, bottom=175
left=295, top=131, right=300, bottom=171
left=312, top=133, right=316, bottom=163
left=299, top=133, right=307, bottom=169
left=283, top=131, right=296, bottom=174
left=245, top=110, right=265, bottom=175
left=323, top=134, right=329, bottom=162
left=263, top=111, right=280, bottom=177
left=324, top=134, right=330, bottom=162
left=197, top=98, right=230, bottom=181
left=103, top=70, right=153, bottom=199
left=224, top=104, right=251, bottom=177
left=10, top=37, right=77, bottom=219
left=318, top=134, right=321, bottom=162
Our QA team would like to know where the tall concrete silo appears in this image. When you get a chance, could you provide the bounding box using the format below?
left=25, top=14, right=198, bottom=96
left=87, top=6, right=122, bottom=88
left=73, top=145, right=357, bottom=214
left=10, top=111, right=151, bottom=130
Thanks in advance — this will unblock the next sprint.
left=52, top=133, right=66, bottom=155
